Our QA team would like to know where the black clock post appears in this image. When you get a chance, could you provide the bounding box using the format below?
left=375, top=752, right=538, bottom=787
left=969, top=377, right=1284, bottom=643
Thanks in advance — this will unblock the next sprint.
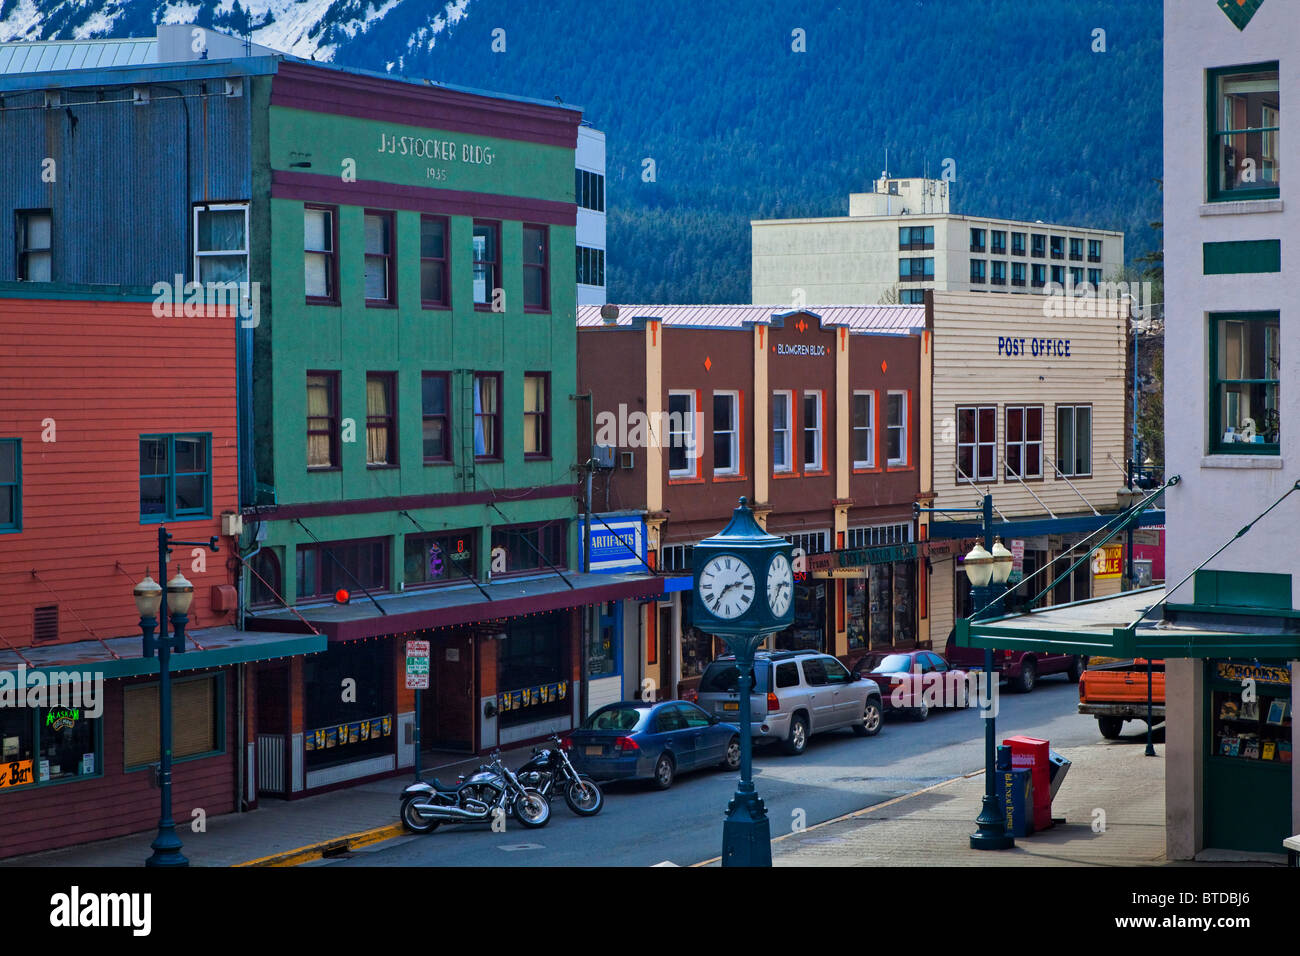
left=692, top=497, right=795, bottom=867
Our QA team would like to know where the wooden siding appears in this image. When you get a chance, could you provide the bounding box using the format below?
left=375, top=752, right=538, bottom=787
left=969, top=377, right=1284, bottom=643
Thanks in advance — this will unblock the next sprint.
left=0, top=297, right=238, bottom=648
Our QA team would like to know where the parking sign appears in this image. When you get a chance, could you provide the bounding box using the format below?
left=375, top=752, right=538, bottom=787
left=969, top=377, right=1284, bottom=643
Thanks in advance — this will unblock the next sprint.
left=405, top=640, right=430, bottom=690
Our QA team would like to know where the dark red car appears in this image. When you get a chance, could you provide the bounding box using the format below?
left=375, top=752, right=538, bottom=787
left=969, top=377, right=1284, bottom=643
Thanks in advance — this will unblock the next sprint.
left=849, top=650, right=975, bottom=722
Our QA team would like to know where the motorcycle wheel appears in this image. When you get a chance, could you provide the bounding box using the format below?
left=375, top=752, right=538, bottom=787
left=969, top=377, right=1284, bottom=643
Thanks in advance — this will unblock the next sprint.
left=400, top=795, right=441, bottom=834
left=563, top=776, right=604, bottom=816
left=512, top=789, right=551, bottom=829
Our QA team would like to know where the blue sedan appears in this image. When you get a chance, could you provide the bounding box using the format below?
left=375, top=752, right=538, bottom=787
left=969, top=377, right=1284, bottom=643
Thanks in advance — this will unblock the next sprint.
left=565, top=700, right=742, bottom=789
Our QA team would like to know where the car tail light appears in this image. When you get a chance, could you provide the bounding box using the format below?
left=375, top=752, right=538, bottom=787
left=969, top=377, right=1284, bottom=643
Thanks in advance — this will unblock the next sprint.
left=614, top=736, right=639, bottom=752
left=767, top=693, right=780, bottom=712
left=559, top=736, right=573, bottom=750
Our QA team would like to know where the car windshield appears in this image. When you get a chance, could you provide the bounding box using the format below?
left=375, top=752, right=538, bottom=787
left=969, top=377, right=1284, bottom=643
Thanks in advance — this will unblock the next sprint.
left=869, top=654, right=915, bottom=673
left=699, top=661, right=770, bottom=693
left=582, top=707, right=647, bottom=732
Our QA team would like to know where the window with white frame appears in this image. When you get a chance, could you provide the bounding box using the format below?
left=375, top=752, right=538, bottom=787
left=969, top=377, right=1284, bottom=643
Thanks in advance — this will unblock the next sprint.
left=783, top=530, right=830, bottom=556
left=1004, top=406, right=1044, bottom=479
left=846, top=523, right=913, bottom=549
left=712, top=391, right=739, bottom=476
left=957, top=405, right=997, bottom=482
left=803, top=391, right=823, bottom=471
left=659, top=543, right=694, bottom=572
left=772, top=391, right=793, bottom=473
left=1055, top=405, right=1092, bottom=477
left=886, top=391, right=908, bottom=466
left=852, top=391, right=875, bottom=469
left=668, top=390, right=697, bottom=478
left=193, top=203, right=249, bottom=284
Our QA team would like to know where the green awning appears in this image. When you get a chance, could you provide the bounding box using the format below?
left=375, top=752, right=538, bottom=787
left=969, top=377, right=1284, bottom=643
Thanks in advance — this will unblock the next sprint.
left=957, top=586, right=1300, bottom=659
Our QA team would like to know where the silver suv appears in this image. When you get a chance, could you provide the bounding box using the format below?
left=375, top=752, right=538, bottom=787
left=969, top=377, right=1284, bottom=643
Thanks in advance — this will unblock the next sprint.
left=696, top=651, right=883, bottom=755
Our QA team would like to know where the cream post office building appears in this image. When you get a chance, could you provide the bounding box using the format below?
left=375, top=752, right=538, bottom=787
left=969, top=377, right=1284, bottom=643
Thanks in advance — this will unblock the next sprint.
left=923, top=290, right=1133, bottom=652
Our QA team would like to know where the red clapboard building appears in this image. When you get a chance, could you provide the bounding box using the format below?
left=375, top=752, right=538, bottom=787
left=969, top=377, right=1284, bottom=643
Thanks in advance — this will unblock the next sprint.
left=0, top=291, right=321, bottom=859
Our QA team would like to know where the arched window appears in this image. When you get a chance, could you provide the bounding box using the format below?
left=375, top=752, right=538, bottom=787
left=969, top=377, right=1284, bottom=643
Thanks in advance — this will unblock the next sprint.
left=248, top=549, right=282, bottom=608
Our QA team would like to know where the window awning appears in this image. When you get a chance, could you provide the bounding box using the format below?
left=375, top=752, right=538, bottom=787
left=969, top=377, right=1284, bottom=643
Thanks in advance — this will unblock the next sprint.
left=246, top=571, right=669, bottom=642
left=929, top=509, right=1165, bottom=540
left=0, top=627, right=327, bottom=681
left=957, top=585, right=1300, bottom=659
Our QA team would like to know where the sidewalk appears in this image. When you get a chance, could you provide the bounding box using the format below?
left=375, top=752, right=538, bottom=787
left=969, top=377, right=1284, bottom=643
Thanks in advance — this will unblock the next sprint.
left=0, top=745, right=538, bottom=868
left=735, top=741, right=1170, bottom=867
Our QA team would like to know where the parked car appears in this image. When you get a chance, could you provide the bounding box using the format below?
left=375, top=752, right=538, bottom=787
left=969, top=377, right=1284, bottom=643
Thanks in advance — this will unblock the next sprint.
left=565, top=700, right=741, bottom=790
left=943, top=629, right=1085, bottom=693
left=696, top=650, right=883, bottom=755
left=850, top=649, right=973, bottom=721
left=1078, top=658, right=1165, bottom=739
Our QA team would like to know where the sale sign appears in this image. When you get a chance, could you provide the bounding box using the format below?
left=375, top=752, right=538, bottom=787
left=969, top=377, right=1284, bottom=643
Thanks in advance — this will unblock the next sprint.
left=1091, top=544, right=1123, bottom=579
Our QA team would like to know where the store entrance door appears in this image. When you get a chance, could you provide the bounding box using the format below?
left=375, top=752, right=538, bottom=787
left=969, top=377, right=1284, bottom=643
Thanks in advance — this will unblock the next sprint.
left=427, top=632, right=475, bottom=752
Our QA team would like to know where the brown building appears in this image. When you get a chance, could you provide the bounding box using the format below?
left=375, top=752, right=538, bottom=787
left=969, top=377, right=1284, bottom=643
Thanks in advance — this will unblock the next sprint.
left=577, top=304, right=932, bottom=702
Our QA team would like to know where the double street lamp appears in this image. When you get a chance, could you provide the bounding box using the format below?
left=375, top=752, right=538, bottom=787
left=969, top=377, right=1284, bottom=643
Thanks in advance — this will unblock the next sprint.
left=133, top=525, right=219, bottom=868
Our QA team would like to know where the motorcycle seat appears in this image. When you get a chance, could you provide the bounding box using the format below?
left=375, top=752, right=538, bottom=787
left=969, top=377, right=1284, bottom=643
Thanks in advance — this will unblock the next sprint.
left=431, top=778, right=463, bottom=793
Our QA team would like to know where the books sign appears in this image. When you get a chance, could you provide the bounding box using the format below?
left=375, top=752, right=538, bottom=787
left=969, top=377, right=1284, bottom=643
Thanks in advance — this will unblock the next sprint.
left=405, top=640, right=430, bottom=690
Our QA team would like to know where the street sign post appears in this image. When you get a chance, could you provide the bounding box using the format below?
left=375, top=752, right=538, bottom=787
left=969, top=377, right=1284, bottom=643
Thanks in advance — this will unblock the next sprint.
left=406, top=641, right=430, bottom=780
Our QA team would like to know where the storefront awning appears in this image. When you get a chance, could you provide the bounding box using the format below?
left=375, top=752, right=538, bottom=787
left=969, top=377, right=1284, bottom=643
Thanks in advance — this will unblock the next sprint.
left=957, top=585, right=1300, bottom=659
left=0, top=627, right=327, bottom=680
left=246, top=571, right=669, bottom=642
left=929, top=509, right=1165, bottom=540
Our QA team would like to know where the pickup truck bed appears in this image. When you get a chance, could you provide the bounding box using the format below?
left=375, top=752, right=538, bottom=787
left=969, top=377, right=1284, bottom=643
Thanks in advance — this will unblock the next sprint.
left=1078, top=659, right=1165, bottom=739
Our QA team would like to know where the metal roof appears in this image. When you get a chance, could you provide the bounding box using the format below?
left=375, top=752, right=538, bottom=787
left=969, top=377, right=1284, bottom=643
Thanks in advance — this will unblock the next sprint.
left=0, top=38, right=158, bottom=75
left=576, top=304, right=923, bottom=333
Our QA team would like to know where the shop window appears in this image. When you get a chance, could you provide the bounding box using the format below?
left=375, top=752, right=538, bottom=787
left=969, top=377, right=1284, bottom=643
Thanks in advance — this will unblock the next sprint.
left=304, top=205, right=337, bottom=303
left=0, top=438, right=20, bottom=532
left=303, top=642, right=394, bottom=770
left=247, top=548, right=283, bottom=608
left=524, top=373, right=550, bottom=459
left=587, top=602, right=619, bottom=681
left=420, top=215, right=450, bottom=308
left=712, top=391, right=739, bottom=476
left=680, top=599, right=717, bottom=680
left=1005, top=406, right=1044, bottom=479
left=803, top=391, right=823, bottom=471
left=404, top=529, right=477, bottom=588
left=1210, top=312, right=1280, bottom=454
left=473, top=372, right=501, bottom=461
left=16, top=209, right=52, bottom=282
left=421, top=372, right=451, bottom=463
left=124, top=674, right=221, bottom=770
left=847, top=561, right=917, bottom=650
left=307, top=372, right=340, bottom=469
left=491, top=522, right=569, bottom=575
left=472, top=220, right=501, bottom=307
left=366, top=372, right=397, bottom=466
left=668, top=390, right=698, bottom=477
left=1052, top=557, right=1091, bottom=606
left=139, top=433, right=211, bottom=522
left=1055, top=405, right=1092, bottom=477
left=1210, top=662, right=1291, bottom=764
left=497, top=612, right=569, bottom=727
left=957, top=405, right=997, bottom=482
left=1, top=704, right=102, bottom=789
left=1208, top=63, right=1280, bottom=202
left=852, top=391, right=875, bottom=468
left=363, top=210, right=395, bottom=305
left=193, top=203, right=248, bottom=283
left=523, top=224, right=549, bottom=311
left=774, top=579, right=827, bottom=652
left=772, top=390, right=793, bottom=473
left=296, top=537, right=389, bottom=601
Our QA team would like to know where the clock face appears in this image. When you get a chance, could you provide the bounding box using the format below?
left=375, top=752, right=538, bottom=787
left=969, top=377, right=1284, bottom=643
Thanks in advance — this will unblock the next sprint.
left=767, top=553, right=793, bottom=617
left=698, top=555, right=756, bottom=620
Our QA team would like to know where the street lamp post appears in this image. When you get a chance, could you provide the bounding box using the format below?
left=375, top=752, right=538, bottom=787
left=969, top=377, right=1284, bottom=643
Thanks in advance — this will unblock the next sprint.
left=915, top=494, right=1014, bottom=851
left=134, top=524, right=219, bottom=867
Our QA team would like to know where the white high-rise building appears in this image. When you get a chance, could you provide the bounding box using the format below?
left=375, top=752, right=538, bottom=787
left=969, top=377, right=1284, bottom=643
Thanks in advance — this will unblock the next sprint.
left=576, top=125, right=606, bottom=306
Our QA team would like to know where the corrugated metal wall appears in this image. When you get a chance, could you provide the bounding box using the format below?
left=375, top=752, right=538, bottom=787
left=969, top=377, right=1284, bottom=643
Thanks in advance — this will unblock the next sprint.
left=0, top=76, right=252, bottom=285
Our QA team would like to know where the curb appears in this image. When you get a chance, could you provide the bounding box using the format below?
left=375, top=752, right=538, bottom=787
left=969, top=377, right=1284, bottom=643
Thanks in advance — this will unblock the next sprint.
left=233, top=822, right=406, bottom=867
left=689, top=769, right=978, bottom=867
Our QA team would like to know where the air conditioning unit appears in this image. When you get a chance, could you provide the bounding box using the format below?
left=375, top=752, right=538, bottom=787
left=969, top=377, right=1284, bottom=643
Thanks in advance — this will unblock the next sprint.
left=592, top=445, right=616, bottom=470
left=221, top=512, right=244, bottom=537
left=619, top=450, right=635, bottom=470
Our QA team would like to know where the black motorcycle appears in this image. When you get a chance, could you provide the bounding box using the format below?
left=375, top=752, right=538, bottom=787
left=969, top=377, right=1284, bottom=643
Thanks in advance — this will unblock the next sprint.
left=515, top=735, right=603, bottom=816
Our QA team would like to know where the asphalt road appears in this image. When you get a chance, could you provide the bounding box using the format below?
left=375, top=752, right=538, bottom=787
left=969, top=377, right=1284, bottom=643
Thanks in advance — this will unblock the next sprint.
left=332, top=675, right=1154, bottom=867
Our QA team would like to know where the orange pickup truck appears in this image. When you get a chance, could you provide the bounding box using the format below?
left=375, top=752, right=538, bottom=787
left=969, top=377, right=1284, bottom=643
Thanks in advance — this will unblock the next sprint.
left=1078, top=658, right=1165, bottom=739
